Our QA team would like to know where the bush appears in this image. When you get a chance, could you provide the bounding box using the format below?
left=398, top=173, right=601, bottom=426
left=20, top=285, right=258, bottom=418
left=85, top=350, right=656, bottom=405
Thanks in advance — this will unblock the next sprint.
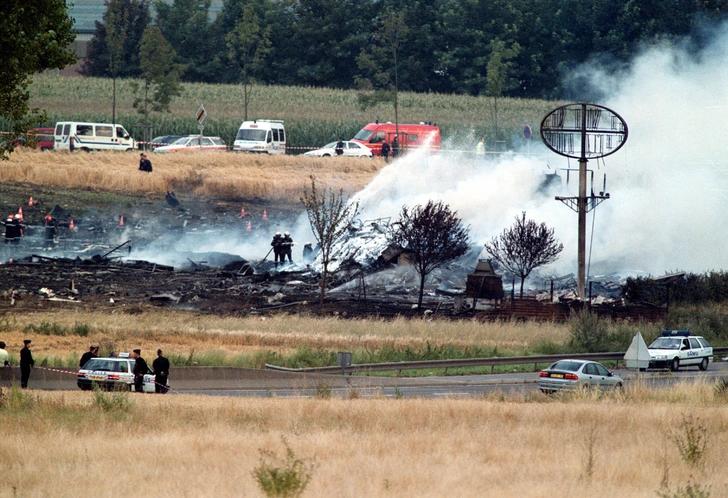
left=73, top=322, right=91, bottom=337
left=23, top=321, right=66, bottom=336
left=569, top=310, right=608, bottom=352
left=252, top=438, right=316, bottom=498
left=92, top=385, right=134, bottom=413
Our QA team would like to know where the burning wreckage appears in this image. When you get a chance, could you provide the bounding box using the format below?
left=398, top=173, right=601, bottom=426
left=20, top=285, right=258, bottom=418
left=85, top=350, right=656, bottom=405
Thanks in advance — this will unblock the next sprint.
left=0, top=207, right=661, bottom=320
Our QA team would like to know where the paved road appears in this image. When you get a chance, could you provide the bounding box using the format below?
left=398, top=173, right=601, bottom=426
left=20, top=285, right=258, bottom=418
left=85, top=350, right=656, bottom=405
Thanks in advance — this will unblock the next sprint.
left=183, top=360, right=728, bottom=399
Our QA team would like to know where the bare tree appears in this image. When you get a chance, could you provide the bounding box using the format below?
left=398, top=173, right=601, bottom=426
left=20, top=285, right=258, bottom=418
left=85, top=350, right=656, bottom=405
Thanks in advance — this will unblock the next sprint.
left=388, top=200, right=470, bottom=309
left=484, top=212, right=563, bottom=298
left=301, top=176, right=360, bottom=305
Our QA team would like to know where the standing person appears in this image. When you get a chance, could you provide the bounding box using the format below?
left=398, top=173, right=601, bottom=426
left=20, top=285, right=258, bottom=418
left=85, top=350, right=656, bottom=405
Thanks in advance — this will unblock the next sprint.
left=380, top=141, right=390, bottom=162
left=152, top=349, right=170, bottom=394
left=282, top=232, right=294, bottom=263
left=476, top=138, right=485, bottom=159
left=44, top=215, right=57, bottom=249
left=131, top=349, right=148, bottom=393
left=0, top=341, right=9, bottom=366
left=19, top=340, right=34, bottom=388
left=139, top=153, right=153, bottom=172
left=302, top=242, right=314, bottom=263
left=79, top=345, right=98, bottom=368
left=2, top=215, right=14, bottom=244
left=391, top=136, right=399, bottom=158
left=335, top=138, right=344, bottom=156
left=271, top=232, right=282, bottom=266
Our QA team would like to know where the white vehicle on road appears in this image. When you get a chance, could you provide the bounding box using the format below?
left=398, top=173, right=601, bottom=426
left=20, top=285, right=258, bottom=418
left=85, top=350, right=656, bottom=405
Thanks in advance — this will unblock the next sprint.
left=648, top=330, right=713, bottom=371
left=54, top=122, right=135, bottom=151
left=233, top=119, right=285, bottom=154
left=77, top=354, right=165, bottom=392
left=304, top=140, right=373, bottom=158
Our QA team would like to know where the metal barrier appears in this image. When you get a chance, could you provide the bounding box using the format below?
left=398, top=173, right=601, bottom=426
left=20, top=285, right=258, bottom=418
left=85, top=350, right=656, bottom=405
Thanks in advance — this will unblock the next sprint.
left=265, top=347, right=728, bottom=375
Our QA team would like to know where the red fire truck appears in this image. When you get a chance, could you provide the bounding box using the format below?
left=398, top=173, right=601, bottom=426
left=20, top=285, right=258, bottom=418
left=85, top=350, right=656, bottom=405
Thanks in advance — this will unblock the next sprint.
left=351, top=122, right=440, bottom=156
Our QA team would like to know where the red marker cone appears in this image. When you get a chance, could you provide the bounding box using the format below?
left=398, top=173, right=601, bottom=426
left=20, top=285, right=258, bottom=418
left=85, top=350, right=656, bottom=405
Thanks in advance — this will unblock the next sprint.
left=119, top=215, right=124, bottom=227
left=28, top=196, right=35, bottom=207
left=69, top=219, right=75, bottom=231
left=262, top=209, right=268, bottom=221
left=17, top=207, right=23, bottom=221
left=246, top=221, right=252, bottom=232
left=240, top=207, right=246, bottom=218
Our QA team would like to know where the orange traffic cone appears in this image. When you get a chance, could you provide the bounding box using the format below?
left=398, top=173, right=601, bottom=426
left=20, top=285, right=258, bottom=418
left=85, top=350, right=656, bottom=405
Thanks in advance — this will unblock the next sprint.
left=240, top=207, right=246, bottom=218
left=28, top=196, right=35, bottom=207
left=69, top=219, right=75, bottom=231
left=17, top=207, right=23, bottom=221
left=262, top=209, right=268, bottom=221
left=246, top=221, right=252, bottom=232
left=119, top=215, right=124, bottom=227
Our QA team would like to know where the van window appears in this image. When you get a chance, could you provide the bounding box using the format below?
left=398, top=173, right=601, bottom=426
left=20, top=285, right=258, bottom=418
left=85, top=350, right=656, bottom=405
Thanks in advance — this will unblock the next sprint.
left=370, top=132, right=385, bottom=144
left=236, top=129, right=267, bottom=141
left=279, top=129, right=285, bottom=142
left=63, top=124, right=71, bottom=135
left=55, top=124, right=63, bottom=135
left=408, top=134, right=418, bottom=143
left=266, top=131, right=272, bottom=143
left=272, top=128, right=279, bottom=142
left=96, top=125, right=113, bottom=137
left=116, top=126, right=129, bottom=139
left=77, top=125, right=93, bottom=136
left=201, top=138, right=213, bottom=146
left=353, top=129, right=373, bottom=141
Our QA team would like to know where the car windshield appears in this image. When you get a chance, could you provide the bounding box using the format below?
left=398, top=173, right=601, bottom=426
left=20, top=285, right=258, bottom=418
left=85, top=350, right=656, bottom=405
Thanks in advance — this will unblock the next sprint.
left=323, top=142, right=337, bottom=148
left=171, top=137, right=192, bottom=145
left=549, top=360, right=583, bottom=372
left=649, top=337, right=681, bottom=350
left=237, top=129, right=267, bottom=141
left=353, top=129, right=373, bottom=141
left=82, top=359, right=118, bottom=371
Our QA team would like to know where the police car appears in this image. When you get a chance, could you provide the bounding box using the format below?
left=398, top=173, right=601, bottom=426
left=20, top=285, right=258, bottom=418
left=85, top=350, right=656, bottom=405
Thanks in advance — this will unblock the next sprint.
left=647, top=330, right=713, bottom=372
left=77, top=353, right=165, bottom=392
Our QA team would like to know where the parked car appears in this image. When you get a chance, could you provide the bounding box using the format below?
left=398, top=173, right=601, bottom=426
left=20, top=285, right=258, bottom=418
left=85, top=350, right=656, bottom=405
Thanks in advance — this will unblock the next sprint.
left=648, top=330, right=713, bottom=371
left=149, top=135, right=183, bottom=149
left=153, top=135, right=226, bottom=153
left=539, top=359, right=623, bottom=393
left=77, top=354, right=165, bottom=392
left=304, top=140, right=373, bottom=158
left=28, top=128, right=55, bottom=150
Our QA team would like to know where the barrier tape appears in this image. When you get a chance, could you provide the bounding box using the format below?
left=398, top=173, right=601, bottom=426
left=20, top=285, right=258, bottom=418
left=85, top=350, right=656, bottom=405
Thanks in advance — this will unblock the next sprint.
left=35, top=365, right=174, bottom=394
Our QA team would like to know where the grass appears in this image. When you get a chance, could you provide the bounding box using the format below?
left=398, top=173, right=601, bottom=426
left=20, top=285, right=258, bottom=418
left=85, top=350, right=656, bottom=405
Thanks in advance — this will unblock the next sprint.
left=0, top=383, right=726, bottom=497
left=0, top=148, right=383, bottom=202
left=22, top=75, right=561, bottom=149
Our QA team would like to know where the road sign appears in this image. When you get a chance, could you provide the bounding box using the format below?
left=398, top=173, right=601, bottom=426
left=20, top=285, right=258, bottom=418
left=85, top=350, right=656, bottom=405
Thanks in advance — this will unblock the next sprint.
left=196, top=104, right=207, bottom=124
left=523, top=125, right=532, bottom=140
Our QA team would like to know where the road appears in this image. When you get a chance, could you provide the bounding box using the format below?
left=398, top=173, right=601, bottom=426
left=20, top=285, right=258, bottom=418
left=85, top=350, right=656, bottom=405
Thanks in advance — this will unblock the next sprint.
left=183, top=360, right=728, bottom=399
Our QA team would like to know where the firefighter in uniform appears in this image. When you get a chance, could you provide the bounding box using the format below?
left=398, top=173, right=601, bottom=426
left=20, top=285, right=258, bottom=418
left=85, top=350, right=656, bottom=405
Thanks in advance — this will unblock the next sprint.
left=271, top=232, right=283, bottom=266
left=281, top=232, right=294, bottom=263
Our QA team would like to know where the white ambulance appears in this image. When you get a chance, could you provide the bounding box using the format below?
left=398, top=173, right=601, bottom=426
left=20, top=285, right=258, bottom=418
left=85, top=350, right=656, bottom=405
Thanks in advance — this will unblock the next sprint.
left=54, top=122, right=136, bottom=152
left=232, top=119, right=285, bottom=154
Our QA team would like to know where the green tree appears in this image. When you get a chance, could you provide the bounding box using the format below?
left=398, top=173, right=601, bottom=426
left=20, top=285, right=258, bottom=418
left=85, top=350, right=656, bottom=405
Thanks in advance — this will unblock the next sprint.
left=131, top=26, right=184, bottom=145
left=0, top=0, right=76, bottom=159
left=301, top=176, right=360, bottom=305
left=387, top=200, right=471, bottom=309
left=485, top=38, right=520, bottom=145
left=484, top=212, right=563, bottom=298
left=225, top=3, right=271, bottom=121
left=356, top=7, right=409, bottom=137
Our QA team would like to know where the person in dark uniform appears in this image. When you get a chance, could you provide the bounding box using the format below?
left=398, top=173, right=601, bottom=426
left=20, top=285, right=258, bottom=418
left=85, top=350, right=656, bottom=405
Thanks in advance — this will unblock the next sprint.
left=271, top=232, right=282, bottom=266
left=281, top=232, right=294, bottom=263
left=44, top=215, right=57, bottom=249
left=139, top=153, right=153, bottom=172
left=19, top=339, right=34, bottom=388
left=152, top=349, right=170, bottom=394
left=131, top=349, right=148, bottom=393
left=79, top=345, right=99, bottom=368
left=380, top=141, right=390, bottom=162
left=335, top=138, right=344, bottom=156
left=302, top=242, right=314, bottom=262
left=391, top=136, right=399, bottom=158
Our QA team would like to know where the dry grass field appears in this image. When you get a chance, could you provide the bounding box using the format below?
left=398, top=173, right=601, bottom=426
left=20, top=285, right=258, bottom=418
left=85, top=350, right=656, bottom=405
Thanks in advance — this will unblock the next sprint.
left=1, top=149, right=383, bottom=202
left=0, top=311, right=569, bottom=366
left=1, top=383, right=726, bottom=497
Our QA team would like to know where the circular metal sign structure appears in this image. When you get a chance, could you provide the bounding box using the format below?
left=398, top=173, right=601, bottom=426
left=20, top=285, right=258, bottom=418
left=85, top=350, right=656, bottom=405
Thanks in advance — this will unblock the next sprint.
left=540, top=103, right=628, bottom=160
left=523, top=125, right=532, bottom=140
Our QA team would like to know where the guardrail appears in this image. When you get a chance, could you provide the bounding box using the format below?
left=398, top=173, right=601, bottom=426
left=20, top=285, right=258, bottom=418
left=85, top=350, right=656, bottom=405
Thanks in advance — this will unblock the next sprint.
left=265, top=347, right=728, bottom=375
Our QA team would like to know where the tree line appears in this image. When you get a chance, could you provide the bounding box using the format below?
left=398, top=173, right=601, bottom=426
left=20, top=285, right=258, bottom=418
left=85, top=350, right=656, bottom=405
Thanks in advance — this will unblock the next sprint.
left=82, top=0, right=728, bottom=101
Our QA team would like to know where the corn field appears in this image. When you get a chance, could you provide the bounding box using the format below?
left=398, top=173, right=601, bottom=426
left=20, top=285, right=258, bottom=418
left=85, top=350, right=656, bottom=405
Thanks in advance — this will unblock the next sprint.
left=18, top=75, right=561, bottom=150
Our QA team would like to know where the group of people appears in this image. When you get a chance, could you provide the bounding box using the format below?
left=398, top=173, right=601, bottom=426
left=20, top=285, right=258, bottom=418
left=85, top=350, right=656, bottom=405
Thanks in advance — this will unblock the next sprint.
left=271, top=231, right=294, bottom=266
left=2, top=214, right=25, bottom=245
left=0, top=340, right=35, bottom=388
left=380, top=136, right=399, bottom=162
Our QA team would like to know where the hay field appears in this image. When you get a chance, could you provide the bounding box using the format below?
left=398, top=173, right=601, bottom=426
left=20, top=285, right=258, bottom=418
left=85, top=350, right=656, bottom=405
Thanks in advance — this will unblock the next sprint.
left=1, top=149, right=383, bottom=202
left=0, top=311, right=569, bottom=366
left=1, top=384, right=726, bottom=497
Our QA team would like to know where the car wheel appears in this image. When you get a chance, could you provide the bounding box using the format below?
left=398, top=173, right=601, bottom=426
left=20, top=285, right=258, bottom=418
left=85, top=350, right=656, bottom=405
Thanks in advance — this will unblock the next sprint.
left=671, top=357, right=680, bottom=372
left=699, top=358, right=709, bottom=371
left=322, top=153, right=331, bottom=157
left=614, top=382, right=623, bottom=391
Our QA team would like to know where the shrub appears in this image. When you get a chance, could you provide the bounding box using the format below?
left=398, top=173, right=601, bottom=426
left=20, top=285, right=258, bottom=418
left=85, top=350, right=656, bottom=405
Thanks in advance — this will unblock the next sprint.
left=569, top=310, right=608, bottom=352
left=92, top=385, right=134, bottom=413
left=73, top=322, right=91, bottom=337
left=672, top=415, right=707, bottom=468
left=252, top=438, right=316, bottom=498
left=23, top=321, right=66, bottom=336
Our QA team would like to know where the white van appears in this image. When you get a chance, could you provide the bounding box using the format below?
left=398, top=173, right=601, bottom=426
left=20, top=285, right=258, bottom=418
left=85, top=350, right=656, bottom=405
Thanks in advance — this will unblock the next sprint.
left=232, top=119, right=285, bottom=154
left=54, top=122, right=135, bottom=152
